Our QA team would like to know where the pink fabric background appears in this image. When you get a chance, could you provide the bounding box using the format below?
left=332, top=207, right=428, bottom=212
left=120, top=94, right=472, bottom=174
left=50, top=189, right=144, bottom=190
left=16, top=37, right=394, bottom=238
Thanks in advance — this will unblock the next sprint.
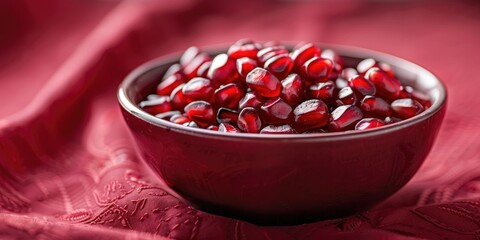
left=1, top=0, right=480, bottom=239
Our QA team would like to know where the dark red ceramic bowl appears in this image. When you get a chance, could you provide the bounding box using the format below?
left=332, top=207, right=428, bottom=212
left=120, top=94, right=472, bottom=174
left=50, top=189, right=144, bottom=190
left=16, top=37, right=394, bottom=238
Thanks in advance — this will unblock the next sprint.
left=118, top=44, right=447, bottom=225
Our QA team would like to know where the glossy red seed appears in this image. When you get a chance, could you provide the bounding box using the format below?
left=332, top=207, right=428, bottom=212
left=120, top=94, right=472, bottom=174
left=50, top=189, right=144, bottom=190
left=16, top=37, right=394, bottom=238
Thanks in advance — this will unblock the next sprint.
left=184, top=101, right=215, bottom=127
left=281, top=74, right=304, bottom=105
left=260, top=124, right=297, bottom=134
left=391, top=98, right=424, bottom=119
left=214, top=83, right=244, bottom=109
left=146, top=94, right=161, bottom=100
left=384, top=116, right=402, bottom=124
left=348, top=75, right=376, bottom=96
left=360, top=95, right=392, bottom=118
left=196, top=61, right=211, bottom=78
left=207, top=125, right=219, bottom=131
left=290, top=43, right=321, bottom=69
left=355, top=118, right=386, bottom=130
left=264, top=54, right=294, bottom=79
left=257, top=46, right=289, bottom=64
left=163, top=63, right=183, bottom=80
left=320, top=49, right=343, bottom=68
left=293, top=99, right=329, bottom=132
left=378, top=62, right=395, bottom=78
left=216, top=108, right=239, bottom=124
left=336, top=87, right=357, bottom=106
left=218, top=123, right=241, bottom=133
left=170, top=84, right=188, bottom=110
left=155, top=110, right=181, bottom=120
left=238, top=92, right=264, bottom=109
left=182, top=77, right=215, bottom=102
left=260, top=97, right=293, bottom=124
left=301, top=57, right=334, bottom=81
left=341, top=68, right=359, bottom=80
left=228, top=43, right=259, bottom=59
left=180, top=46, right=200, bottom=67
left=139, top=96, right=172, bottom=115
left=237, top=107, right=262, bottom=133
left=208, top=54, right=240, bottom=86
left=404, top=86, right=431, bottom=108
left=356, top=58, right=378, bottom=74
left=236, top=57, right=258, bottom=77
left=329, top=105, right=363, bottom=131
left=183, top=53, right=211, bottom=80
left=365, top=68, right=402, bottom=100
left=156, top=73, right=185, bottom=96
left=335, top=78, right=349, bottom=89
left=246, top=68, right=282, bottom=98
left=308, top=81, right=335, bottom=103
left=170, top=114, right=190, bottom=125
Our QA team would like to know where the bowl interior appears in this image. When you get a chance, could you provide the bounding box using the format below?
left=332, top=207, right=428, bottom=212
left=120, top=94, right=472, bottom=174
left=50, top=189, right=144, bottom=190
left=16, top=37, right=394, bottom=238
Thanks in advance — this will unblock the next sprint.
left=120, top=44, right=446, bottom=139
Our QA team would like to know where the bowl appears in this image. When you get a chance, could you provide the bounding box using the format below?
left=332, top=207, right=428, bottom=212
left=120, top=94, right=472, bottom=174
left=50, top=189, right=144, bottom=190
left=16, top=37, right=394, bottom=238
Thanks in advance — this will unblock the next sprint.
left=118, top=44, right=447, bottom=225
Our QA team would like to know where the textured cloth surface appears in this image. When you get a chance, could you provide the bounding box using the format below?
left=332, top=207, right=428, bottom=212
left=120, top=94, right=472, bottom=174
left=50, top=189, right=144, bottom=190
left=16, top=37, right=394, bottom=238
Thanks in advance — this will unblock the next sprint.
left=1, top=0, right=480, bottom=239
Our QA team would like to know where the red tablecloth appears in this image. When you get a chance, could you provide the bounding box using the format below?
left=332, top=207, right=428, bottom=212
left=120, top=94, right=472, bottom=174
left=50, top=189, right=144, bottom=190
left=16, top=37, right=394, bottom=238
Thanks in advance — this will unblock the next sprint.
left=1, top=0, right=479, bottom=239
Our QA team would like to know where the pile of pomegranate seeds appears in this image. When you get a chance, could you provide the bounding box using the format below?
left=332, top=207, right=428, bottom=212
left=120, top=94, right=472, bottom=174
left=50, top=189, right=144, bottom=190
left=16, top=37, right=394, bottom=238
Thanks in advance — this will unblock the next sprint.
left=140, top=40, right=431, bottom=134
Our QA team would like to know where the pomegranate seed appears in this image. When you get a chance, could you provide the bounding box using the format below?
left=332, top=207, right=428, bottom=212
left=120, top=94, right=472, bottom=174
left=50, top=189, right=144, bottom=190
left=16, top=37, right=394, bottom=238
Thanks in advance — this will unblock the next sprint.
left=301, top=57, right=334, bottom=82
left=379, top=62, right=395, bottom=78
left=246, top=68, right=282, bottom=98
left=146, top=94, right=161, bottom=100
left=365, top=68, right=402, bottom=100
left=260, top=124, right=297, bottom=134
left=264, top=54, right=294, bottom=79
left=218, top=123, right=241, bottom=133
left=170, top=114, right=190, bottom=125
left=196, top=61, right=211, bottom=78
left=360, top=95, right=392, bottom=118
left=163, top=63, right=183, bottom=80
left=140, top=96, right=172, bottom=115
left=228, top=43, right=259, bottom=59
left=391, top=98, right=424, bottom=119
left=355, top=118, right=386, bottom=130
left=207, top=125, right=219, bottom=131
left=348, top=75, right=376, bottom=96
left=216, top=108, right=239, bottom=124
left=329, top=105, right=363, bottom=131
left=336, top=87, right=357, bottom=106
left=335, top=78, right=349, bottom=89
left=405, top=86, right=431, bottom=108
left=281, top=74, right=304, bottom=105
left=356, top=58, right=377, bottom=74
left=341, top=68, right=359, bottom=80
left=183, top=53, right=211, bottom=80
left=207, top=54, right=240, bottom=86
left=260, top=97, right=293, bottom=124
left=238, top=92, right=264, bottom=109
left=290, top=43, right=321, bottom=69
left=236, top=57, right=258, bottom=77
left=155, top=110, right=181, bottom=120
left=180, top=46, right=200, bottom=67
left=215, top=83, right=244, bottom=109
left=308, top=81, right=335, bottom=103
left=257, top=46, right=289, bottom=64
left=321, top=49, right=343, bottom=67
left=182, top=77, right=215, bottom=102
left=157, top=73, right=185, bottom=96
left=237, top=107, right=262, bottom=133
left=170, top=84, right=188, bottom=110
left=293, top=99, right=329, bottom=132
left=183, top=121, right=199, bottom=128
left=184, top=101, right=215, bottom=127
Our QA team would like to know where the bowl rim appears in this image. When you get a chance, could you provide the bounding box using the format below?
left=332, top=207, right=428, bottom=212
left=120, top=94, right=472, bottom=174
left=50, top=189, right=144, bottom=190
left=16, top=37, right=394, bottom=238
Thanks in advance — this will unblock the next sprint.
left=118, top=43, right=447, bottom=141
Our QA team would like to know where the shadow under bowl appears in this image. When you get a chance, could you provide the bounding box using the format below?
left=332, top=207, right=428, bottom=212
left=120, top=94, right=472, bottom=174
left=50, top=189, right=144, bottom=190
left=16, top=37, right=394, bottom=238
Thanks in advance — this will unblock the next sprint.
left=118, top=44, right=447, bottom=225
